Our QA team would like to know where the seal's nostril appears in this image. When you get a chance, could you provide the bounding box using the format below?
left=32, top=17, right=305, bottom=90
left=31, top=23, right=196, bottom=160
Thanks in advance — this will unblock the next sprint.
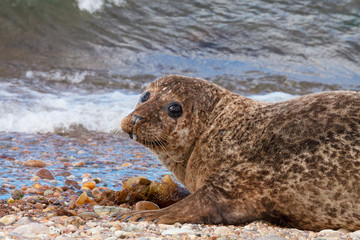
left=133, top=115, right=144, bottom=125
left=129, top=133, right=133, bottom=139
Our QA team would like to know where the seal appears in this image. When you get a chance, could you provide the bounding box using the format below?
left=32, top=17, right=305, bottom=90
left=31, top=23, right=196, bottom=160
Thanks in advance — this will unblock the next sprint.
left=118, top=75, right=360, bottom=231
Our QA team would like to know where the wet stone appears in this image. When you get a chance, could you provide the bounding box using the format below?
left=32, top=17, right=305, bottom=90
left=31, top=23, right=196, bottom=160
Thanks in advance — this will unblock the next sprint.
left=11, top=189, right=24, bottom=200
left=93, top=205, right=130, bottom=216
left=78, top=211, right=99, bottom=220
left=35, top=168, right=55, bottom=180
left=24, top=160, right=46, bottom=168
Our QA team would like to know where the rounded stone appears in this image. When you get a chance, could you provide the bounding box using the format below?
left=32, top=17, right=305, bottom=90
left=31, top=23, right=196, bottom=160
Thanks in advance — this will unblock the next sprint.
left=24, top=160, right=46, bottom=168
left=135, top=201, right=160, bottom=211
left=35, top=168, right=55, bottom=180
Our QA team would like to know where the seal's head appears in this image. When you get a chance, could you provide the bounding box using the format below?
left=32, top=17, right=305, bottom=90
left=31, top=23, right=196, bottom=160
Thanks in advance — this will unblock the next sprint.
left=121, top=75, right=225, bottom=164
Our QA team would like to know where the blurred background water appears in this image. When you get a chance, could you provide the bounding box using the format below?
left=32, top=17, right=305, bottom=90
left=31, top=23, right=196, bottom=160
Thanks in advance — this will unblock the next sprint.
left=0, top=0, right=359, bottom=133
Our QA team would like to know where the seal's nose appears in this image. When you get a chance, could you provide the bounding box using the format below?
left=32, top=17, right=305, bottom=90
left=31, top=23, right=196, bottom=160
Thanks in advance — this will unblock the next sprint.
left=132, top=115, right=144, bottom=125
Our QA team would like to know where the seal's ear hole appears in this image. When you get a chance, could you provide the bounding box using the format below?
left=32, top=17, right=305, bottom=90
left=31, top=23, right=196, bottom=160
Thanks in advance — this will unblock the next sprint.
left=139, top=91, right=150, bottom=103
left=167, top=102, right=183, bottom=119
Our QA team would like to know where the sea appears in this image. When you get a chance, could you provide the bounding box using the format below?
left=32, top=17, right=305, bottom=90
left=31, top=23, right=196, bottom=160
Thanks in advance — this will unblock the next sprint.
left=0, top=0, right=359, bottom=197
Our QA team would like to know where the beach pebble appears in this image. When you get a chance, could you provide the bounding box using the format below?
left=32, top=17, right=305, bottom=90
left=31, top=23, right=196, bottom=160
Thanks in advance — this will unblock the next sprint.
left=11, top=189, right=24, bottom=200
left=214, top=226, right=230, bottom=235
left=75, top=191, right=89, bottom=206
left=256, top=236, right=288, bottom=240
left=35, top=168, right=55, bottom=180
left=44, top=190, right=54, bottom=197
left=93, top=205, right=130, bottom=216
left=65, top=179, right=80, bottom=189
left=114, top=230, right=128, bottom=238
left=11, top=222, right=49, bottom=237
left=49, top=226, right=61, bottom=235
left=161, top=227, right=195, bottom=235
left=16, top=217, right=32, bottom=225
left=65, top=216, right=84, bottom=227
left=31, top=175, right=41, bottom=182
left=24, top=160, right=46, bottom=168
left=82, top=181, right=96, bottom=190
left=91, top=188, right=101, bottom=198
left=135, top=201, right=160, bottom=211
left=0, top=214, right=16, bottom=225
left=78, top=211, right=99, bottom=220
left=74, top=161, right=85, bottom=167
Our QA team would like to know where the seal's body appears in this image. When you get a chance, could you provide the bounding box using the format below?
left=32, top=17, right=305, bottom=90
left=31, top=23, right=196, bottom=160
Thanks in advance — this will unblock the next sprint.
left=119, top=75, right=360, bottom=231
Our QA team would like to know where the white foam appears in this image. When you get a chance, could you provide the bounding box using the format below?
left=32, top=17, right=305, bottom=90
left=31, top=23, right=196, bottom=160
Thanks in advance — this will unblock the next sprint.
left=0, top=89, right=139, bottom=133
left=76, top=0, right=126, bottom=13
left=0, top=82, right=297, bottom=134
left=25, top=70, right=92, bottom=84
left=250, top=92, right=297, bottom=103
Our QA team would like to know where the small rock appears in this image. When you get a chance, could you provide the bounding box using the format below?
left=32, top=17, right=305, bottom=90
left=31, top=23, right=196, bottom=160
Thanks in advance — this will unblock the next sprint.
left=161, top=227, right=195, bottom=235
left=64, top=224, right=77, bottom=233
left=24, top=160, right=46, bottom=168
left=49, top=226, right=61, bottom=235
left=11, top=189, right=24, bottom=200
left=0, top=214, right=16, bottom=225
left=75, top=191, right=88, bottom=206
left=44, top=190, right=54, bottom=197
left=92, top=188, right=101, bottom=198
left=93, top=205, right=130, bottom=216
left=135, top=201, right=160, bottom=211
left=78, top=211, right=99, bottom=220
left=65, top=216, right=84, bottom=227
left=31, top=176, right=41, bottom=182
left=256, top=236, right=288, bottom=240
left=114, top=230, right=128, bottom=238
left=0, top=188, right=9, bottom=195
left=65, top=179, right=80, bottom=189
left=214, top=226, right=230, bottom=235
left=16, top=217, right=32, bottom=225
left=35, top=168, right=55, bottom=180
left=7, top=197, right=14, bottom=203
left=74, top=161, right=85, bottom=167
left=82, top=181, right=96, bottom=190
left=11, top=223, right=49, bottom=237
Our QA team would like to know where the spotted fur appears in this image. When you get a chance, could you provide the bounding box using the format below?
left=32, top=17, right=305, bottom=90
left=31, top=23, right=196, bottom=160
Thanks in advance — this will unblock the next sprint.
left=120, top=75, right=360, bottom=231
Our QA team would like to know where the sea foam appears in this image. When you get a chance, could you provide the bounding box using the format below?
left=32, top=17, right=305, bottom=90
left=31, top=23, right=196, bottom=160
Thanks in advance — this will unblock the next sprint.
left=0, top=84, right=295, bottom=134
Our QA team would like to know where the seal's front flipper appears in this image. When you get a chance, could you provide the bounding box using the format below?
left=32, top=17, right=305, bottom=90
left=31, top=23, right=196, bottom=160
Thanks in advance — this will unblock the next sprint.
left=114, top=186, right=260, bottom=225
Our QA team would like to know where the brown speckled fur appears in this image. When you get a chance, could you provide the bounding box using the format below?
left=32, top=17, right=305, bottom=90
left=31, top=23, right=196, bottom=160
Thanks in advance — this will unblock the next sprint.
left=119, top=75, right=360, bottom=231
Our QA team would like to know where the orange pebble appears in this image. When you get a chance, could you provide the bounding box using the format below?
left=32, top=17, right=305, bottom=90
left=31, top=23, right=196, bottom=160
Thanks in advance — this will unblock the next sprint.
left=82, top=181, right=96, bottom=190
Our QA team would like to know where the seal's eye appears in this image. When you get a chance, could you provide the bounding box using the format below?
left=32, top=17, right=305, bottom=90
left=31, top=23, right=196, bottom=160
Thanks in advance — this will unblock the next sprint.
left=167, top=102, right=183, bottom=119
left=140, top=91, right=150, bottom=103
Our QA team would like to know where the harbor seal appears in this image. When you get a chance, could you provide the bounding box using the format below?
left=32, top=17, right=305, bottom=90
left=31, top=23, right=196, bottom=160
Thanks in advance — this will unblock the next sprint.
left=118, top=75, right=360, bottom=231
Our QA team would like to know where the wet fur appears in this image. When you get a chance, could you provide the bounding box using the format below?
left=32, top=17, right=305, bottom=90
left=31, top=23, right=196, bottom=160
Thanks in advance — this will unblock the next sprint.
left=120, top=75, right=360, bottom=231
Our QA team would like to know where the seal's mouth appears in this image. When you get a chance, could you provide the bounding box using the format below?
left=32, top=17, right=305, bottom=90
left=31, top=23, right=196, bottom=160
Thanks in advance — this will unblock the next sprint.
left=129, top=133, right=167, bottom=148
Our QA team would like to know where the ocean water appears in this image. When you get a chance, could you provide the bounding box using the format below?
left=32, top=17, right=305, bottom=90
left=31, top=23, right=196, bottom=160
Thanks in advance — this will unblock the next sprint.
left=0, top=0, right=359, bottom=133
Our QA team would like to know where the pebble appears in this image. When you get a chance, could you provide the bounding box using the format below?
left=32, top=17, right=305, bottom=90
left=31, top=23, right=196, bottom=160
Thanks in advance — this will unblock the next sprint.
left=44, top=189, right=54, bottom=196
left=24, top=159, right=47, bottom=168
left=0, top=214, right=16, bottom=225
left=75, top=191, right=89, bottom=206
left=161, top=227, right=195, bottom=235
left=82, top=181, right=96, bottom=190
left=93, top=205, right=130, bottom=216
left=65, top=216, right=84, bottom=227
left=11, top=222, right=49, bottom=237
left=11, top=188, right=24, bottom=200
left=74, top=161, right=85, bottom=167
left=78, top=211, right=99, bottom=220
left=35, top=168, right=55, bottom=180
left=214, top=226, right=230, bottom=235
left=135, top=201, right=160, bottom=211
